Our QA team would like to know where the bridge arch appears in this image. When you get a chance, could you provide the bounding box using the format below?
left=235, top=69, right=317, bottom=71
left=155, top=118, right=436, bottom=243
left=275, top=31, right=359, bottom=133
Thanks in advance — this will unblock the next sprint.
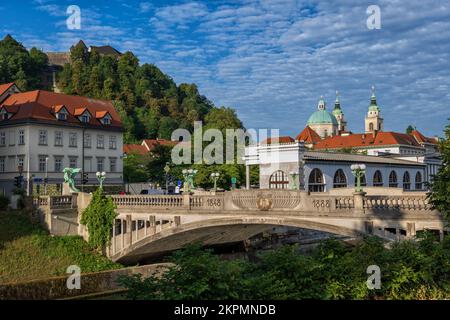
left=111, top=216, right=365, bottom=264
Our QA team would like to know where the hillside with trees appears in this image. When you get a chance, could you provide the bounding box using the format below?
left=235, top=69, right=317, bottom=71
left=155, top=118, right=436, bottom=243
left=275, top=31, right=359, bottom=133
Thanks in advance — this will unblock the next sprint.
left=57, top=41, right=242, bottom=143
left=0, top=35, right=49, bottom=90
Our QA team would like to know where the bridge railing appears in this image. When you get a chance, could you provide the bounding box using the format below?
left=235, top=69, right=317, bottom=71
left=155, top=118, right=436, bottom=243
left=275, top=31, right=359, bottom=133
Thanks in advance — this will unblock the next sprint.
left=364, top=195, right=432, bottom=211
left=110, top=195, right=184, bottom=208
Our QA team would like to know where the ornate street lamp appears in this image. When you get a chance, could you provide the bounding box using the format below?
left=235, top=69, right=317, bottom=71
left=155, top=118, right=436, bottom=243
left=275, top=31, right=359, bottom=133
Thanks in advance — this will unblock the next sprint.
left=351, top=164, right=366, bottom=193
left=96, top=171, right=106, bottom=189
left=210, top=172, right=220, bottom=192
left=289, top=171, right=299, bottom=190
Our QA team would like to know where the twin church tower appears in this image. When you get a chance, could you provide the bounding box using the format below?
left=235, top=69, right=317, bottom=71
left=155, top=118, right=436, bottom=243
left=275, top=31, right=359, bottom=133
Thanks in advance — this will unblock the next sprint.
left=306, top=86, right=383, bottom=139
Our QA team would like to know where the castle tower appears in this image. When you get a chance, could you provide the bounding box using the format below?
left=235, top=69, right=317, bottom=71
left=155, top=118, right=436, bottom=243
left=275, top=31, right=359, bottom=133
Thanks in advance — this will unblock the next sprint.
left=365, top=86, right=383, bottom=133
left=332, top=91, right=347, bottom=133
left=307, top=96, right=338, bottom=138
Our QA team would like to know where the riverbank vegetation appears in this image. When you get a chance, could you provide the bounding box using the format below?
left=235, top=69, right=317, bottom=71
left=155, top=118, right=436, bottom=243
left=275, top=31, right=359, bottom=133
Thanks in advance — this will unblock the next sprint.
left=0, top=211, right=122, bottom=284
left=119, top=235, right=450, bottom=300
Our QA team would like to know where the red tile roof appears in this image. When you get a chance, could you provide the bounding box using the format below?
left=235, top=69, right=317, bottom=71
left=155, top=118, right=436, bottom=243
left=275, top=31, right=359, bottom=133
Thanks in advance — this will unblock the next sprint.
left=262, top=136, right=295, bottom=144
left=123, top=144, right=148, bottom=156
left=314, top=131, right=422, bottom=150
left=296, top=126, right=321, bottom=144
left=0, top=89, right=122, bottom=129
left=142, top=139, right=178, bottom=151
left=95, top=110, right=109, bottom=118
left=411, top=130, right=438, bottom=145
left=0, top=83, right=15, bottom=96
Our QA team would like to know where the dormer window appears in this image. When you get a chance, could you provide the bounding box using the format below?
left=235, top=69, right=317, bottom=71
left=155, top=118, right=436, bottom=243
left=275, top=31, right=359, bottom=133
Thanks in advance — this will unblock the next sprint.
left=54, top=105, right=69, bottom=121
left=96, top=111, right=112, bottom=125
left=57, top=113, right=67, bottom=120
left=0, top=109, right=9, bottom=120
left=81, top=114, right=90, bottom=123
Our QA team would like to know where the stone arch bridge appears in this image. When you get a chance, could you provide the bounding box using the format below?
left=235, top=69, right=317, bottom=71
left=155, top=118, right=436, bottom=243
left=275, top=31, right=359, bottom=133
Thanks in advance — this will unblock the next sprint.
left=35, top=190, right=446, bottom=264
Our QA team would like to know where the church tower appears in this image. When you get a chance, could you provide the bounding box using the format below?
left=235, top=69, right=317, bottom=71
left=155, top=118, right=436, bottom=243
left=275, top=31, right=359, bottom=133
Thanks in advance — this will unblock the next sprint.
left=332, top=91, right=347, bottom=133
left=365, top=86, right=383, bottom=133
left=307, top=96, right=339, bottom=138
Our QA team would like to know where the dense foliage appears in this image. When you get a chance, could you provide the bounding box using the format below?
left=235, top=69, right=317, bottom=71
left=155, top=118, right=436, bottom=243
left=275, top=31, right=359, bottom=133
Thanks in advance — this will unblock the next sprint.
left=119, top=235, right=450, bottom=300
left=80, top=188, right=117, bottom=250
left=0, top=194, right=10, bottom=210
left=57, top=41, right=242, bottom=143
left=428, top=119, right=450, bottom=224
left=0, top=35, right=49, bottom=90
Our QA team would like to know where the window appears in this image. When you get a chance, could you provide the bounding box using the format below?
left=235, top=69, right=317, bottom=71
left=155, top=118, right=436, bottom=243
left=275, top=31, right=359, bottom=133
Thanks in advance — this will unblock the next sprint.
left=373, top=170, right=383, bottom=187
left=354, top=173, right=367, bottom=187
left=308, top=168, right=325, bottom=192
left=17, top=156, right=24, bottom=171
left=109, top=135, right=117, bottom=149
left=57, top=113, right=67, bottom=120
left=389, top=171, right=398, bottom=187
left=39, top=130, right=47, bottom=145
left=84, top=133, right=91, bottom=148
left=110, top=158, right=117, bottom=172
left=0, top=158, right=5, bottom=172
left=0, top=132, right=5, bottom=146
left=97, top=135, right=104, bottom=149
left=369, top=123, right=374, bottom=131
left=18, top=129, right=25, bottom=145
left=333, top=169, right=347, bottom=188
left=69, top=133, right=77, bottom=147
left=69, top=157, right=77, bottom=168
left=269, top=170, right=288, bottom=189
left=55, top=131, right=63, bottom=146
left=97, top=158, right=104, bottom=172
left=403, top=171, right=411, bottom=190
left=39, top=156, right=48, bottom=172
left=415, top=172, right=423, bottom=190
left=54, top=157, right=63, bottom=172
left=102, top=117, right=111, bottom=125
left=80, top=114, right=90, bottom=123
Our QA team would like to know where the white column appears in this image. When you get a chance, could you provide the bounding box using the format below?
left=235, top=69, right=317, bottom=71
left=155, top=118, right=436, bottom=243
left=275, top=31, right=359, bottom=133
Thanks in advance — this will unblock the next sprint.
left=245, top=165, right=250, bottom=189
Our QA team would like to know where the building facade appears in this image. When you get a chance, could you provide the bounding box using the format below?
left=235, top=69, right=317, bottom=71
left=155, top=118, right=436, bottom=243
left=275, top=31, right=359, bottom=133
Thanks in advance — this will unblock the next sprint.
left=244, top=88, right=441, bottom=192
left=0, top=84, right=123, bottom=196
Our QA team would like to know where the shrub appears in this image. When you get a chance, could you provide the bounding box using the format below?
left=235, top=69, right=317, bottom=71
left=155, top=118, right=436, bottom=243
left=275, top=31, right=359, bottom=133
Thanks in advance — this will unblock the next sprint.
left=0, top=194, right=10, bottom=210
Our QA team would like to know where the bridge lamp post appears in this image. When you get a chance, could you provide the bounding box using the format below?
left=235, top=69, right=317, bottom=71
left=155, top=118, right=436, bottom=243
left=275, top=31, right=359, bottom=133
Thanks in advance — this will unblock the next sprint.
left=289, top=171, right=299, bottom=190
left=210, top=172, right=220, bottom=193
left=164, top=162, right=170, bottom=195
left=351, top=164, right=366, bottom=193
left=96, top=171, right=106, bottom=190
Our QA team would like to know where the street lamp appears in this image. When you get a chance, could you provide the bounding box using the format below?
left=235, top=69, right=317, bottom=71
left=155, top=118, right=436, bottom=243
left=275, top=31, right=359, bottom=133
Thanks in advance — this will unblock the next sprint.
left=96, top=171, right=106, bottom=189
left=351, top=164, right=366, bottom=193
left=44, top=157, right=49, bottom=195
left=289, top=171, right=299, bottom=190
left=210, top=172, right=220, bottom=193
left=164, top=162, right=170, bottom=194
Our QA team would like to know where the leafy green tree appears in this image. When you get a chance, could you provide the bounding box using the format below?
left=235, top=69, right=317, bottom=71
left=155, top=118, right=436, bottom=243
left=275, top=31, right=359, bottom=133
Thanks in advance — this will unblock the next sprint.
left=80, top=188, right=117, bottom=251
left=146, top=144, right=173, bottom=186
left=428, top=119, right=450, bottom=224
left=124, top=153, right=149, bottom=184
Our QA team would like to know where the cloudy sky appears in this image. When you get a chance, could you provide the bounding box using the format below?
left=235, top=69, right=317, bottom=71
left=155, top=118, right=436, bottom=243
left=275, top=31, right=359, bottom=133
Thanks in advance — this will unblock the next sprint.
left=2, top=0, right=450, bottom=137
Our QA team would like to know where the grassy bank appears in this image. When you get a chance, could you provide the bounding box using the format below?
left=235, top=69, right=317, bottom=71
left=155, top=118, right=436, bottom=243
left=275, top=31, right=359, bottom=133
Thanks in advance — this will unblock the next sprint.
left=0, top=210, right=122, bottom=284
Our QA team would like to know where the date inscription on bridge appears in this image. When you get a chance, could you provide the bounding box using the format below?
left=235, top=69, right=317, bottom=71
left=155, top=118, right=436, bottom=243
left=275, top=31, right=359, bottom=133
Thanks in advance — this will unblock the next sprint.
left=206, top=198, right=222, bottom=208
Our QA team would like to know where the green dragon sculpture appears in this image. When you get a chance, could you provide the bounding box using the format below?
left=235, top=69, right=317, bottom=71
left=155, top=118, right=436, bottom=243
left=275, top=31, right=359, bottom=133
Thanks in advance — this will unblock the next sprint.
left=63, top=167, right=81, bottom=193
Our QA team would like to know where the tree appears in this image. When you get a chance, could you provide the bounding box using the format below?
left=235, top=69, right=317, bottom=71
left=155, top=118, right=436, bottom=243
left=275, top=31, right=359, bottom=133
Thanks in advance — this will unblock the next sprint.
left=428, top=119, right=450, bottom=224
left=80, top=188, right=117, bottom=251
left=124, top=153, right=149, bottom=184
left=146, top=144, right=173, bottom=185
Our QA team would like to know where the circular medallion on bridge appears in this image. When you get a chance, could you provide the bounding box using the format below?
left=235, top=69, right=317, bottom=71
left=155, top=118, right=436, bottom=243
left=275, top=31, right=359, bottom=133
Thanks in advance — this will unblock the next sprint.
left=256, top=193, right=273, bottom=211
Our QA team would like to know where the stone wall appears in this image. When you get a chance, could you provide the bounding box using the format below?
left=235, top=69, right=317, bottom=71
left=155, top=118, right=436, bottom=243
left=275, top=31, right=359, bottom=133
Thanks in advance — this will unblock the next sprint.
left=0, top=263, right=172, bottom=300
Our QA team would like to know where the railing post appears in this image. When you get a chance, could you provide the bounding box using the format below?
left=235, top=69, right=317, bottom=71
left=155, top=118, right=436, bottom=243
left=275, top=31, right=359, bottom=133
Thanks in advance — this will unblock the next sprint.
left=183, top=194, right=191, bottom=210
left=353, top=191, right=366, bottom=214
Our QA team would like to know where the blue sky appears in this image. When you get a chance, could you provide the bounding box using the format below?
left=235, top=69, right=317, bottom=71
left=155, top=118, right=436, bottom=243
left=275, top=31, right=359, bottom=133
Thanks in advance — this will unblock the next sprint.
left=2, top=0, right=450, bottom=137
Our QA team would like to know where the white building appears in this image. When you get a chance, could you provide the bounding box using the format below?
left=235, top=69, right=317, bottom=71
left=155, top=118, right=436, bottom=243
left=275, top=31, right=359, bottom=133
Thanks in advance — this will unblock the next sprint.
left=243, top=88, right=441, bottom=191
left=0, top=84, right=123, bottom=196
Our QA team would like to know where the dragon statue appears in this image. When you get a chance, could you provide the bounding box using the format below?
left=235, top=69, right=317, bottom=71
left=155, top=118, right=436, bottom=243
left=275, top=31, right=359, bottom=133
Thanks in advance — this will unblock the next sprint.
left=63, top=167, right=81, bottom=193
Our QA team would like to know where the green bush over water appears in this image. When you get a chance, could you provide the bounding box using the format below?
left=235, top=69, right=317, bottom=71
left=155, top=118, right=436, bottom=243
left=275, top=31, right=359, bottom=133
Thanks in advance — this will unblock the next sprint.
left=119, top=235, right=450, bottom=300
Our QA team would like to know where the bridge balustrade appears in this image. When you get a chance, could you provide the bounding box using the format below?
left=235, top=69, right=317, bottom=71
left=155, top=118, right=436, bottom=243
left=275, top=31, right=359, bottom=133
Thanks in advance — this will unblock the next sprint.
left=110, top=195, right=184, bottom=207
left=364, top=195, right=431, bottom=211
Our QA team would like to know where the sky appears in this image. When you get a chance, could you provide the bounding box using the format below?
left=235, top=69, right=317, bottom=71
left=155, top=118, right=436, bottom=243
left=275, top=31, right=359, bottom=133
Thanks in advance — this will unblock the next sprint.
left=2, top=0, right=450, bottom=137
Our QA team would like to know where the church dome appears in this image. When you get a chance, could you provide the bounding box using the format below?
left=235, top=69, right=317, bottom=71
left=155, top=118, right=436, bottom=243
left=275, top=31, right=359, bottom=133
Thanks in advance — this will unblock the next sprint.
left=307, top=110, right=339, bottom=125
